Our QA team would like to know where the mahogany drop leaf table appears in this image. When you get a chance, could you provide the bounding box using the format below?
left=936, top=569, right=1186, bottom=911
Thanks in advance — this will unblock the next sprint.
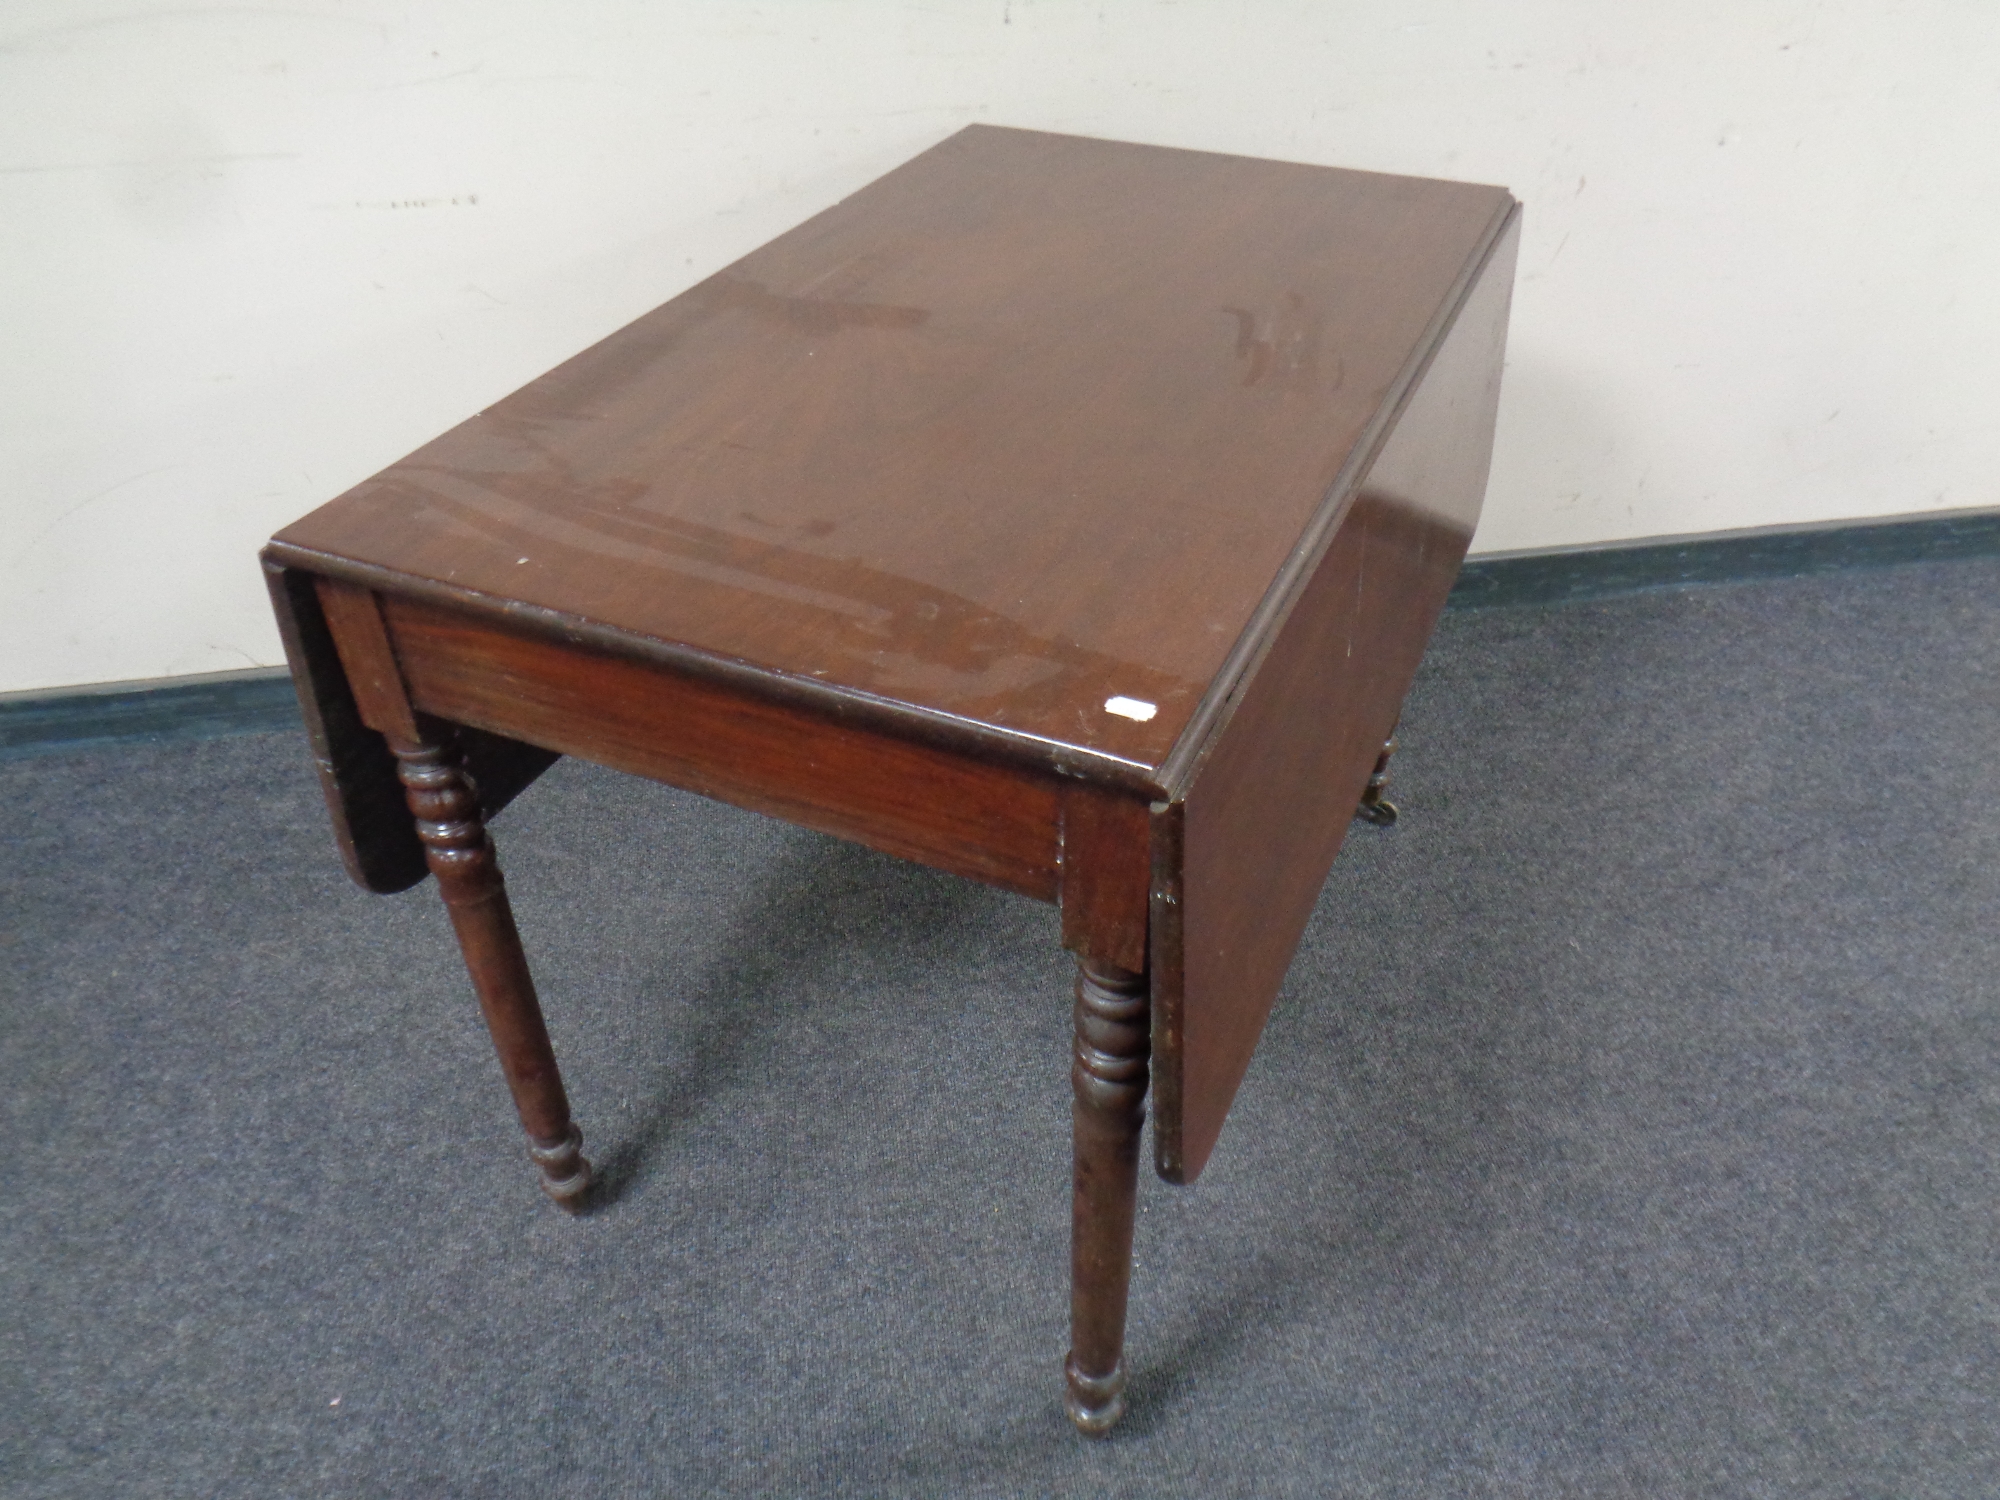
left=263, top=125, right=1519, bottom=1434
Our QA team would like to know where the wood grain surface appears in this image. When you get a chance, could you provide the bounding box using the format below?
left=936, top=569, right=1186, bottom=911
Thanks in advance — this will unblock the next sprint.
left=270, top=122, right=1518, bottom=1205
left=272, top=125, right=1511, bottom=783
left=264, top=561, right=556, bottom=893
left=266, top=128, right=1521, bottom=1432
left=381, top=593, right=1065, bottom=900
left=1153, top=211, right=1522, bottom=1184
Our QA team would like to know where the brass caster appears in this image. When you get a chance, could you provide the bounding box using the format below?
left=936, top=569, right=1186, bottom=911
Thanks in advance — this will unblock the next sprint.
left=1063, top=1355, right=1127, bottom=1435
left=531, top=1125, right=593, bottom=1212
left=1354, top=797, right=1398, bottom=827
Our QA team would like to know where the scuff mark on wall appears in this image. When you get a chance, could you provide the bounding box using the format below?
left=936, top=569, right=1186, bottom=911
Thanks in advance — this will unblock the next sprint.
left=353, top=195, right=481, bottom=209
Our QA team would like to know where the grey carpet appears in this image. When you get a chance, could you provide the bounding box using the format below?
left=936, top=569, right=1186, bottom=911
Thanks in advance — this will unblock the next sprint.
left=4, top=558, right=1997, bottom=1498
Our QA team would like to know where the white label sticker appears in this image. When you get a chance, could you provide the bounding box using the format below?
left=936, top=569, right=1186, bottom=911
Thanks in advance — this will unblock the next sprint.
left=1104, top=695, right=1157, bottom=722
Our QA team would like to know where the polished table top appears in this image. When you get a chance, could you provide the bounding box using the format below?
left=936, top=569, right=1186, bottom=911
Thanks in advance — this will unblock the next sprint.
left=274, top=124, right=1512, bottom=794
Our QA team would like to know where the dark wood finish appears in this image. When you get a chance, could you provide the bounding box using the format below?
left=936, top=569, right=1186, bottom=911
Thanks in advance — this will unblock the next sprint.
left=263, top=561, right=557, bottom=894
left=263, top=126, right=1520, bottom=1432
left=310, top=577, right=590, bottom=1205
left=1152, top=211, right=1521, bottom=1184
left=380, top=593, right=1063, bottom=900
left=263, top=561, right=426, bottom=893
left=317, top=578, right=420, bottom=743
left=271, top=125, right=1511, bottom=787
left=1058, top=787, right=1152, bottom=977
left=1354, top=732, right=1400, bottom=826
left=392, top=725, right=591, bottom=1209
left=264, top=539, right=1167, bottom=800
left=1066, top=957, right=1149, bottom=1435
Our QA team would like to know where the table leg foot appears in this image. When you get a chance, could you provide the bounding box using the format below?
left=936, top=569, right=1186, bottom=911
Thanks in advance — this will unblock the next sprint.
left=1066, top=958, right=1147, bottom=1436
left=529, top=1124, right=593, bottom=1211
left=1354, top=732, right=1399, bottom=826
left=392, top=725, right=592, bottom=1211
left=1063, top=1353, right=1128, bottom=1434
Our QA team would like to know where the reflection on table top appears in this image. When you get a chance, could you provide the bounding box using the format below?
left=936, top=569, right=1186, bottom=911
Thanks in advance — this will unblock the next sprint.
left=276, top=125, right=1512, bottom=774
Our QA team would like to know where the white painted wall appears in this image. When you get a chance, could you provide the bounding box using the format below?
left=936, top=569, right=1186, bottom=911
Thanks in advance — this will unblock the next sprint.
left=4, top=1, right=1995, bottom=693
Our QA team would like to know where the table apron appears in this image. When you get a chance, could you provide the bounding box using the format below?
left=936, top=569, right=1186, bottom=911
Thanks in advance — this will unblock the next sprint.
left=378, top=593, right=1066, bottom=902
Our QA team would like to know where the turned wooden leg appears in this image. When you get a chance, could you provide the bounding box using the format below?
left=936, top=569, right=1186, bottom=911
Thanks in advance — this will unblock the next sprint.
left=391, top=726, right=592, bottom=1210
left=1065, top=958, right=1149, bottom=1435
left=1354, top=730, right=1400, bottom=826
